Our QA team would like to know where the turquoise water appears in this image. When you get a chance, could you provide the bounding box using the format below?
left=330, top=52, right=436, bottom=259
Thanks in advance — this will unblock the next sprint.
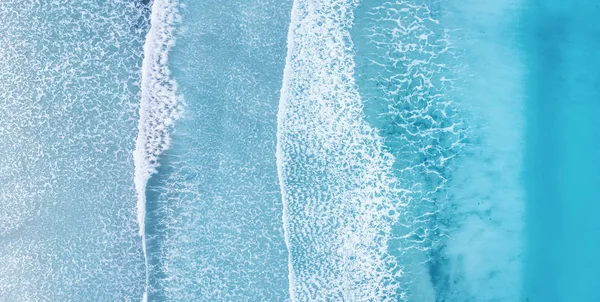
left=2, top=0, right=600, bottom=301
left=351, top=1, right=466, bottom=298
left=524, top=1, right=600, bottom=301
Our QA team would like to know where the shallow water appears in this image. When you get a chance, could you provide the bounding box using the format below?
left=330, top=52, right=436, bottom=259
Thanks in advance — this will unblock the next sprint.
left=142, top=0, right=292, bottom=300
left=0, top=1, right=148, bottom=300
left=2, top=0, right=599, bottom=301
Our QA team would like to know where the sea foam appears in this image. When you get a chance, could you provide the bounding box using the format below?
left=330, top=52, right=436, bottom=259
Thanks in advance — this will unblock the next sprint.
left=277, top=0, right=411, bottom=300
left=133, top=0, right=182, bottom=300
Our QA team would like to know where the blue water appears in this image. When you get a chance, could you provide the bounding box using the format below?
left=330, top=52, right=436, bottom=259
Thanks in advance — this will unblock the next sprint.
left=141, top=0, right=292, bottom=300
left=0, top=1, right=148, bottom=300
left=524, top=1, right=600, bottom=301
left=2, top=0, right=600, bottom=301
left=351, top=1, right=467, bottom=298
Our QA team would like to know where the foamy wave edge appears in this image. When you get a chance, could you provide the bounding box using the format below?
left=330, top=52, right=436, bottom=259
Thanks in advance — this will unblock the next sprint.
left=133, top=0, right=182, bottom=301
left=276, top=0, right=300, bottom=301
left=277, top=0, right=406, bottom=300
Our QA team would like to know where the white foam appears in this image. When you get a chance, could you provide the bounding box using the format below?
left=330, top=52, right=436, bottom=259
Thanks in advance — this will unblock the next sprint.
left=133, top=0, right=182, bottom=300
left=277, top=0, right=409, bottom=299
left=276, top=0, right=300, bottom=300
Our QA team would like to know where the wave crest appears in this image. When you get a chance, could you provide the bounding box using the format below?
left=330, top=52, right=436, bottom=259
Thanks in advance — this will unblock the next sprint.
left=134, top=0, right=181, bottom=237
left=133, top=0, right=182, bottom=300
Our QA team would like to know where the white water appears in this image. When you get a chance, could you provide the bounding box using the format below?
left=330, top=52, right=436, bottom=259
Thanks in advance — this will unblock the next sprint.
left=276, top=0, right=300, bottom=301
left=133, top=0, right=182, bottom=300
left=276, top=0, right=415, bottom=299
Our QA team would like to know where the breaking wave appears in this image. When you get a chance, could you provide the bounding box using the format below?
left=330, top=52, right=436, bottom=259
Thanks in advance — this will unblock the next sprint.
left=133, top=0, right=182, bottom=300
left=277, top=0, right=407, bottom=299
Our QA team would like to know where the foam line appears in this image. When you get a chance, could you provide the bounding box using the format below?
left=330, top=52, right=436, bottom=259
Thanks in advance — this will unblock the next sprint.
left=133, top=0, right=182, bottom=300
left=276, top=0, right=300, bottom=300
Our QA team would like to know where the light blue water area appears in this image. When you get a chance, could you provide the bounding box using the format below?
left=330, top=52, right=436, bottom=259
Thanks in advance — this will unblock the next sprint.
left=143, top=0, right=292, bottom=300
left=0, top=1, right=148, bottom=300
left=351, top=1, right=465, bottom=299
left=524, top=1, right=600, bottom=301
left=277, top=0, right=525, bottom=300
left=431, top=1, right=526, bottom=300
left=351, top=0, right=525, bottom=300
left=3, top=0, right=599, bottom=300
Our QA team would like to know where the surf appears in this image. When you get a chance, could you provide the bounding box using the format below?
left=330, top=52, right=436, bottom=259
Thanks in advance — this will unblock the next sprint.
left=277, top=0, right=409, bottom=299
left=133, top=0, right=182, bottom=300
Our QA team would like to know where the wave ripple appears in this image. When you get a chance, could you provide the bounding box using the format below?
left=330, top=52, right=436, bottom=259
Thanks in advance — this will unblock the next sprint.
left=277, top=0, right=408, bottom=300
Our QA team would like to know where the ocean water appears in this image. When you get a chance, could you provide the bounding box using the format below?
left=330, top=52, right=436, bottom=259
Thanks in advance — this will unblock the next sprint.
left=0, top=1, right=148, bottom=300
left=140, top=0, right=292, bottom=300
left=279, top=0, right=524, bottom=300
left=524, top=1, right=600, bottom=301
left=2, top=0, right=599, bottom=301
